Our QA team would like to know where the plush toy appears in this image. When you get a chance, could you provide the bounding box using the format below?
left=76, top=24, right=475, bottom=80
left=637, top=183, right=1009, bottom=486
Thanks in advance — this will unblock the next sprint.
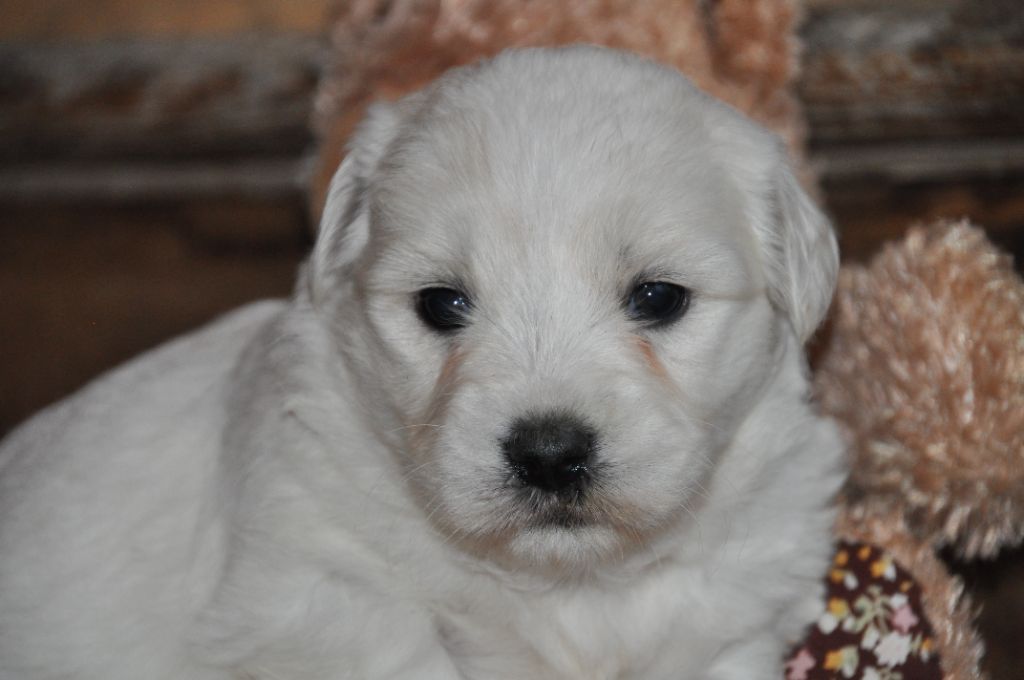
left=311, top=0, right=807, bottom=215
left=311, top=2, right=1024, bottom=677
left=806, top=221, right=1024, bottom=679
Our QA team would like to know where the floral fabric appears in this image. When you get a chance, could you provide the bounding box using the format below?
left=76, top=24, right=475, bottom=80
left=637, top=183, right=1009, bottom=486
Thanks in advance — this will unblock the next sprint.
left=785, top=541, right=943, bottom=679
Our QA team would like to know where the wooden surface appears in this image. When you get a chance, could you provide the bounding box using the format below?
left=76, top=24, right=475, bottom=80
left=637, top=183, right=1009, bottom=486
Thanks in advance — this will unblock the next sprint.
left=801, top=0, right=1024, bottom=145
left=1, top=1, right=1021, bottom=163
left=0, top=197, right=308, bottom=432
left=0, top=0, right=330, bottom=40
left=0, top=37, right=324, bottom=164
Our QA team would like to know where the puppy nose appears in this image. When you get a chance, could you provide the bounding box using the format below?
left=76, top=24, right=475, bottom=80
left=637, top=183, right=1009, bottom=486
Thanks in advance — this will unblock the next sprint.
left=501, top=414, right=597, bottom=493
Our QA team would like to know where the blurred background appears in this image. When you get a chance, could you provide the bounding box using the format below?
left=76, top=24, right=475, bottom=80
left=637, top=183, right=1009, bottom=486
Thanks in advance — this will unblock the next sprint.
left=0, top=0, right=1021, bottom=676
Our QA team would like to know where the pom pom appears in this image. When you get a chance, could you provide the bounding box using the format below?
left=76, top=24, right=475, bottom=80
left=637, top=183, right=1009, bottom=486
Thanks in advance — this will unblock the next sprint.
left=817, top=221, right=1024, bottom=559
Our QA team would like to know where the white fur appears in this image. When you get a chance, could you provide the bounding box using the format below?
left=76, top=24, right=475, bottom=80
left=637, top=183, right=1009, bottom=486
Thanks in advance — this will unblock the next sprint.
left=0, top=47, right=844, bottom=679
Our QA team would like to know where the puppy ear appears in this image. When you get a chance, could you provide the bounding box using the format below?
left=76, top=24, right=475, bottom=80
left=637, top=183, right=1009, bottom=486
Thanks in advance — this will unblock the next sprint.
left=762, top=153, right=839, bottom=343
left=309, top=103, right=403, bottom=303
left=710, top=110, right=838, bottom=342
left=730, top=130, right=838, bottom=344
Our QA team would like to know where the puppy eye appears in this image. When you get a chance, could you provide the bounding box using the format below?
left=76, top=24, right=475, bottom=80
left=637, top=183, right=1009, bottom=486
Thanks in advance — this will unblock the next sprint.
left=627, top=282, right=690, bottom=327
left=417, top=287, right=472, bottom=333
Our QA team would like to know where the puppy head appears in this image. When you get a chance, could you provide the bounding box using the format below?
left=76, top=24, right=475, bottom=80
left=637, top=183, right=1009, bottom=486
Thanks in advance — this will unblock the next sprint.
left=311, top=47, right=837, bottom=571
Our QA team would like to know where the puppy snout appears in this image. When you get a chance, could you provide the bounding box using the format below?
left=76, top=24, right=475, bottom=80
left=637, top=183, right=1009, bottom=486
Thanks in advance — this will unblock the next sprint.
left=501, top=414, right=597, bottom=494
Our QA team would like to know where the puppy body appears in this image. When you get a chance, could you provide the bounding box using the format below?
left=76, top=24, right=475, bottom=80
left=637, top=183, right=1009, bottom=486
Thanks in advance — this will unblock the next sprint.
left=0, top=47, right=843, bottom=679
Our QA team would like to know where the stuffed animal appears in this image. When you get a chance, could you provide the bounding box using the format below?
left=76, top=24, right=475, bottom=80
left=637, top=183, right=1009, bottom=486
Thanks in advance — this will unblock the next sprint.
left=807, top=221, right=1024, bottom=679
left=310, top=0, right=806, bottom=216
left=311, top=2, right=1024, bottom=677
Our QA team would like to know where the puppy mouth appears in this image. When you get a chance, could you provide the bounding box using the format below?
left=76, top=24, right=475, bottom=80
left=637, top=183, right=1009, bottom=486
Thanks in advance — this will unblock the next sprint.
left=515, top=487, right=594, bottom=529
left=502, top=465, right=613, bottom=530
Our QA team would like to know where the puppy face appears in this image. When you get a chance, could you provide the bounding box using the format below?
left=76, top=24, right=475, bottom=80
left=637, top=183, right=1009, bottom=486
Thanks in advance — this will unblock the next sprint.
left=312, top=47, right=837, bottom=570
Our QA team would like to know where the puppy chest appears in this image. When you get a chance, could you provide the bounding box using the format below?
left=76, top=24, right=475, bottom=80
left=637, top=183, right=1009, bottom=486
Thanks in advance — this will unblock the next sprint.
left=439, top=584, right=692, bottom=679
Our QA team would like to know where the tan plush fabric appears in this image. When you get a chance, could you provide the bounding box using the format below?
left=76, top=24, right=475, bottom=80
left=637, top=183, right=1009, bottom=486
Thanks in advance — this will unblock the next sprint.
left=817, top=222, right=1024, bottom=561
left=310, top=0, right=806, bottom=216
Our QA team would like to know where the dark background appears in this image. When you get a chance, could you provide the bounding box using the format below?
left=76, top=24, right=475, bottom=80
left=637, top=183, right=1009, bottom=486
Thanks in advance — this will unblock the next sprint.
left=1, top=0, right=1022, bottom=677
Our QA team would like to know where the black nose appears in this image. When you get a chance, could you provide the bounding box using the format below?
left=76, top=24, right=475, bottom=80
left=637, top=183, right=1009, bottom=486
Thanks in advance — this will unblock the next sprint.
left=501, top=413, right=597, bottom=494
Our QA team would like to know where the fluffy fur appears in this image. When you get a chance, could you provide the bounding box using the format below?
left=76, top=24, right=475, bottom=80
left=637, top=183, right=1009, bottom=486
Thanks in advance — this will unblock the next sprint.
left=0, top=47, right=843, bottom=679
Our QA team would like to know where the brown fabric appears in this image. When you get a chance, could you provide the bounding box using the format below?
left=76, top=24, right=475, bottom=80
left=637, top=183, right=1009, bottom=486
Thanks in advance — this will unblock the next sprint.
left=833, top=510, right=986, bottom=680
left=787, top=540, right=944, bottom=680
left=310, top=0, right=807, bottom=216
left=816, top=222, right=1024, bottom=560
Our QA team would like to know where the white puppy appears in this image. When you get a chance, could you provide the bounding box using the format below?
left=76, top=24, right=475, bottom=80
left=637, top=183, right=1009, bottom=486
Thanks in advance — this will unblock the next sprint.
left=0, top=46, right=844, bottom=679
